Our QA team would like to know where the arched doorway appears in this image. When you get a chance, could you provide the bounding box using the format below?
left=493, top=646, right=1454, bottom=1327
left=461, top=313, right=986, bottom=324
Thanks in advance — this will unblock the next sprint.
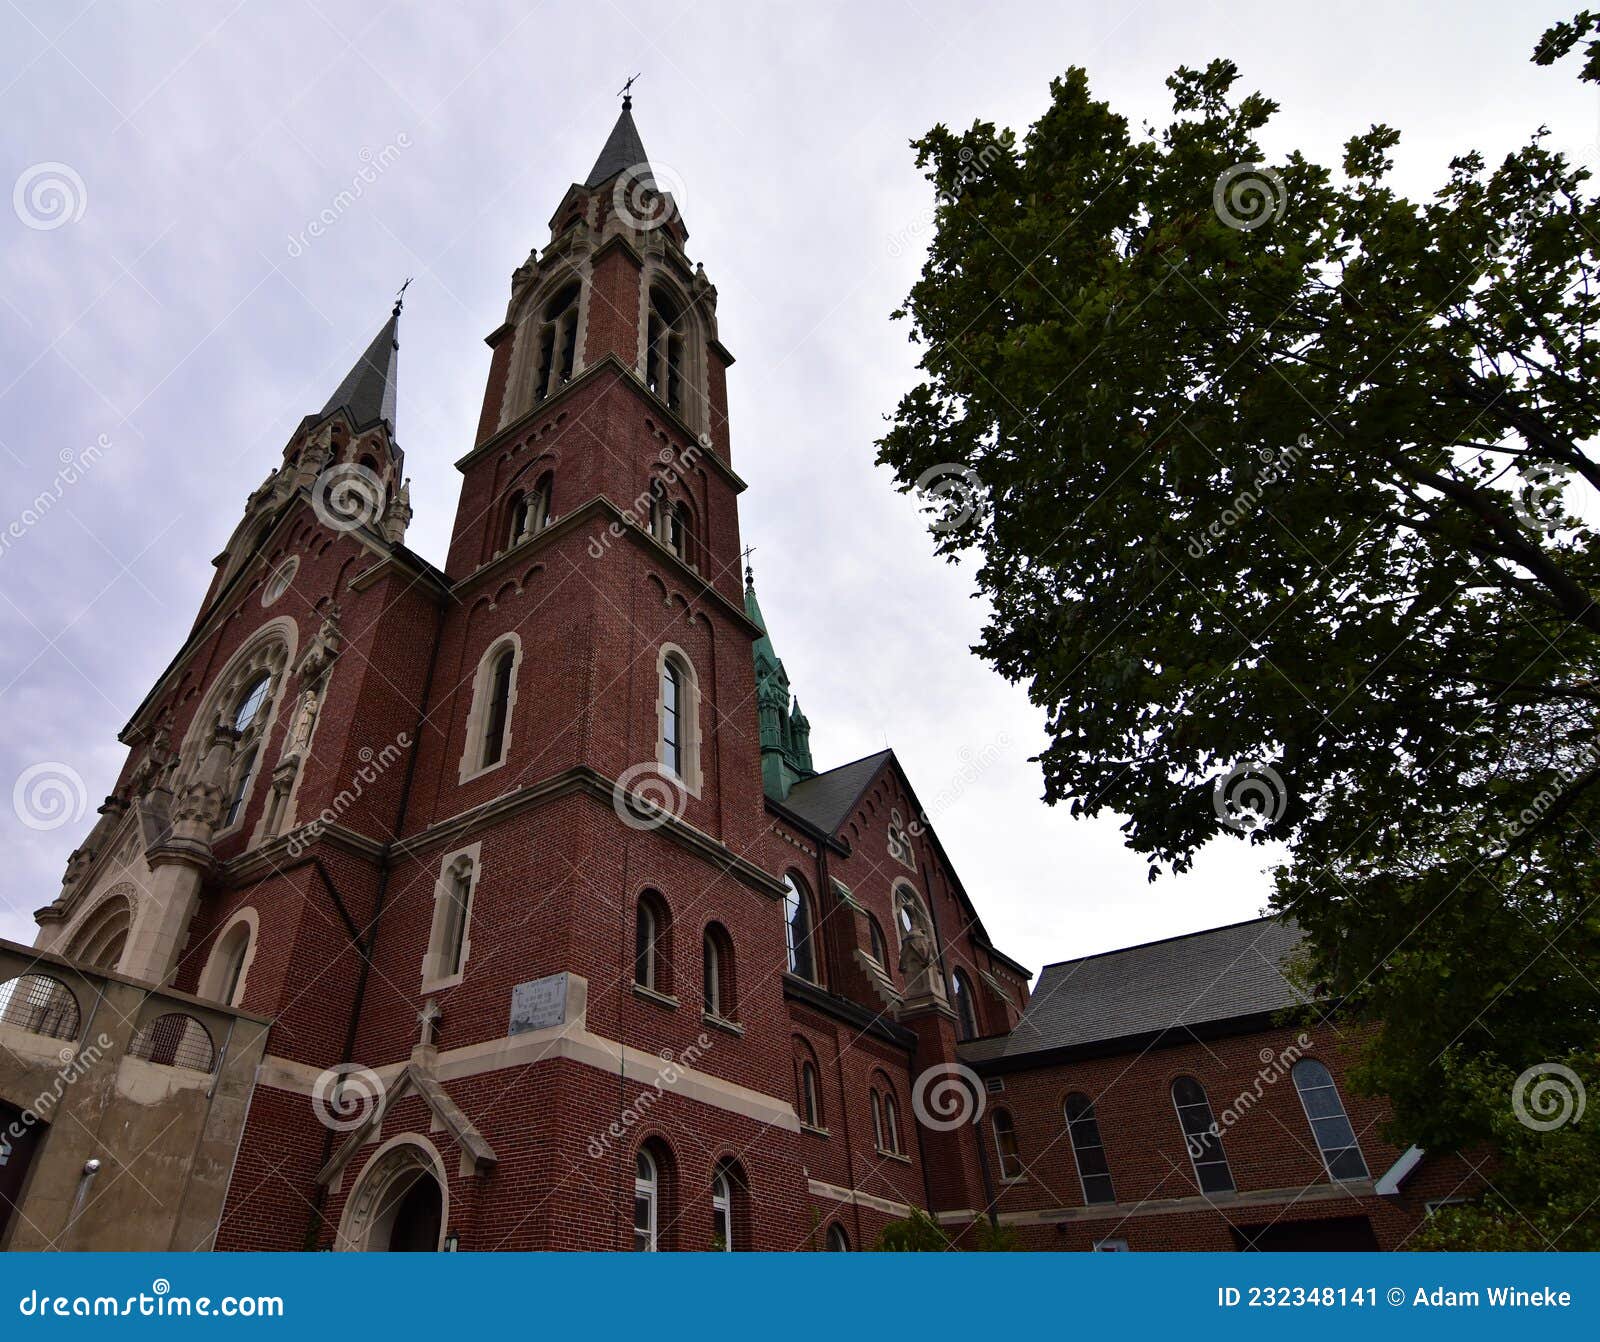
left=336, top=1137, right=449, bottom=1253
left=0, top=1100, right=45, bottom=1248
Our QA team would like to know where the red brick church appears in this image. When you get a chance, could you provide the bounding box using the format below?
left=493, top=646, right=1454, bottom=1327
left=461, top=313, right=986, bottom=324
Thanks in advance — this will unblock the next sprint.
left=1, top=103, right=1477, bottom=1252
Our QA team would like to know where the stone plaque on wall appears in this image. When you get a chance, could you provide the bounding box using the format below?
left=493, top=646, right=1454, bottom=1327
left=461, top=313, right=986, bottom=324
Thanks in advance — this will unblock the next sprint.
left=509, top=972, right=568, bottom=1036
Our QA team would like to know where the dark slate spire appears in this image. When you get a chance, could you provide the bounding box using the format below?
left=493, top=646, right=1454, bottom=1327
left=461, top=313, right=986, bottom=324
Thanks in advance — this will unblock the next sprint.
left=584, top=103, right=653, bottom=188
left=321, top=305, right=401, bottom=434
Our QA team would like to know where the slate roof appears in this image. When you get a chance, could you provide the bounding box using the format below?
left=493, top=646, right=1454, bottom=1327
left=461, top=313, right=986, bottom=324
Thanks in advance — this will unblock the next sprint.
left=960, top=916, right=1310, bottom=1065
left=585, top=106, right=653, bottom=188
left=321, top=311, right=399, bottom=433
left=779, top=749, right=892, bottom=834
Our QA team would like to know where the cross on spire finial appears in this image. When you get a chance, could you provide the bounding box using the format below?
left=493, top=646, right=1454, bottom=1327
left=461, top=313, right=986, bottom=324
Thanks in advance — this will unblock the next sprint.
left=618, top=72, right=640, bottom=111
left=392, top=276, right=413, bottom=318
left=742, top=545, right=757, bottom=590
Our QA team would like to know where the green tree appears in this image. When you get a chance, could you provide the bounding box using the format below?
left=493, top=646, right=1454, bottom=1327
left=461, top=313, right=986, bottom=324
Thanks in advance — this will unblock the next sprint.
left=878, top=12, right=1600, bottom=1236
left=873, top=1208, right=951, bottom=1251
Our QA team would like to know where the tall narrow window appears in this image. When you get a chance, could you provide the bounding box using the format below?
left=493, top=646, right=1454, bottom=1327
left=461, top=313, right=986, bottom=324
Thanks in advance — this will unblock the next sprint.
left=635, top=898, right=659, bottom=990
left=881, top=1091, right=901, bottom=1154
left=1065, top=1092, right=1116, bottom=1204
left=870, top=1089, right=883, bottom=1150
left=703, top=930, right=720, bottom=1015
left=799, top=1060, right=821, bottom=1129
left=1292, top=1060, right=1369, bottom=1181
left=481, top=646, right=515, bottom=768
left=224, top=746, right=258, bottom=829
left=507, top=491, right=529, bottom=546
left=441, top=865, right=471, bottom=977
left=783, top=875, right=817, bottom=983
left=711, top=1171, right=733, bottom=1251
left=992, top=1108, right=1023, bottom=1180
left=866, top=914, right=888, bottom=967
left=535, top=284, right=580, bottom=401
left=661, top=660, right=682, bottom=776
left=1171, top=1076, right=1235, bottom=1193
left=703, top=923, right=734, bottom=1018
left=825, top=1224, right=850, bottom=1252
left=633, top=1149, right=658, bottom=1252
left=646, top=287, right=685, bottom=413
left=951, top=968, right=978, bottom=1041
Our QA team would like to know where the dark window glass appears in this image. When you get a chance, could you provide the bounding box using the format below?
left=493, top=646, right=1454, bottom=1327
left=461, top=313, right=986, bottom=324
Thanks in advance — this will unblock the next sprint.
left=1065, top=1092, right=1116, bottom=1204
left=1293, top=1060, right=1369, bottom=1181
left=1171, top=1076, right=1235, bottom=1194
left=482, top=648, right=514, bottom=766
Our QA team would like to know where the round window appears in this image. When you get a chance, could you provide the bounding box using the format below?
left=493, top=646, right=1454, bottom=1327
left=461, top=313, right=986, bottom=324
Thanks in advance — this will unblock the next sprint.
left=261, top=556, right=298, bottom=607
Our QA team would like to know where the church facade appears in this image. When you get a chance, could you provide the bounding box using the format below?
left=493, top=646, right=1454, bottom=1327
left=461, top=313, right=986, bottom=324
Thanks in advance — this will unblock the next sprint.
left=1, top=106, right=1475, bottom=1253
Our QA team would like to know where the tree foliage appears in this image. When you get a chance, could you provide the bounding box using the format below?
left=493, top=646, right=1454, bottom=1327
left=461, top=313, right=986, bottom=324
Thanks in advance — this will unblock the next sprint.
left=878, top=11, right=1600, bottom=1227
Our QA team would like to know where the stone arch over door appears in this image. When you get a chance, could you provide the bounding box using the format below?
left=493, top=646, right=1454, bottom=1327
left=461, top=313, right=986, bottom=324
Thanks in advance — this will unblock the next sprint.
left=63, top=885, right=137, bottom=972
left=335, top=1135, right=449, bottom=1253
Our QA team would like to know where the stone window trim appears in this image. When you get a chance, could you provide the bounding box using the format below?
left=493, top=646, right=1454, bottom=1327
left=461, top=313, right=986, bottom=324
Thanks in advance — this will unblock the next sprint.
left=458, top=633, right=523, bottom=785
left=501, top=266, right=590, bottom=431
left=335, top=1134, right=451, bottom=1253
left=653, top=643, right=703, bottom=796
left=421, top=842, right=481, bottom=994
left=186, top=618, right=297, bottom=844
left=637, top=268, right=709, bottom=435
left=198, top=907, right=260, bottom=1007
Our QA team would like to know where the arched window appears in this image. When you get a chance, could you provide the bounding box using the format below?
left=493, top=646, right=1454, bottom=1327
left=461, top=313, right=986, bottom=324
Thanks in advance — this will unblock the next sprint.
left=882, top=1091, right=901, bottom=1154
left=201, top=913, right=256, bottom=1006
left=703, top=923, right=735, bottom=1019
left=825, top=1223, right=850, bottom=1252
left=358, top=453, right=380, bottom=475
left=635, top=891, right=671, bottom=993
left=424, top=850, right=477, bottom=988
left=871, top=1076, right=903, bottom=1155
left=507, top=475, right=553, bottom=546
left=783, top=874, right=817, bottom=983
left=224, top=744, right=259, bottom=829
left=1292, top=1060, right=1369, bottom=1181
left=535, top=283, right=580, bottom=401
left=950, top=968, right=978, bottom=1041
left=461, top=636, right=521, bottom=782
left=866, top=913, right=888, bottom=968
left=128, top=1012, right=215, bottom=1073
left=796, top=1051, right=823, bottom=1130
left=1064, top=1092, right=1116, bottom=1204
left=1171, top=1076, right=1234, bottom=1193
left=633, top=1148, right=659, bottom=1252
left=0, top=974, right=80, bottom=1040
left=992, top=1107, right=1023, bottom=1180
left=660, top=659, right=683, bottom=776
left=646, top=286, right=685, bottom=412
left=191, top=624, right=292, bottom=840
left=711, top=1169, right=732, bottom=1251
left=482, top=646, right=515, bottom=768
left=870, top=1088, right=883, bottom=1149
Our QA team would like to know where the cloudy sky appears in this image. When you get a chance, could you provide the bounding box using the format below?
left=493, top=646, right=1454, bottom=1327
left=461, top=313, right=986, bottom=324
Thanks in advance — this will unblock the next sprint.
left=0, top=1, right=1593, bottom=974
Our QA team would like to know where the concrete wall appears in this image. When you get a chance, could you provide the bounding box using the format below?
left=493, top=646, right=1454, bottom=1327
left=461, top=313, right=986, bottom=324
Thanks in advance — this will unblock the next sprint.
left=0, top=937, right=268, bottom=1251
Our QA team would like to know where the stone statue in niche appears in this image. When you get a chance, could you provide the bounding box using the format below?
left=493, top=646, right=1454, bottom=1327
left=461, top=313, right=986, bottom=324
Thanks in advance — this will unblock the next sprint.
left=897, top=894, right=944, bottom=1001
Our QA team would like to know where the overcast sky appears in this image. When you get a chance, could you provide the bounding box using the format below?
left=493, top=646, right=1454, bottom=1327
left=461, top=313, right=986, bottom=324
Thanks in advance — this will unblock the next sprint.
left=1, top=1, right=1593, bottom=976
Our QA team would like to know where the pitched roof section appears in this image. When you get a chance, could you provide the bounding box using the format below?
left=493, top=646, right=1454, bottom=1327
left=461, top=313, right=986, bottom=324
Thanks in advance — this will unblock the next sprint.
left=961, top=916, right=1310, bottom=1065
left=780, top=749, right=892, bottom=833
left=320, top=311, right=399, bottom=433
left=585, top=106, right=653, bottom=188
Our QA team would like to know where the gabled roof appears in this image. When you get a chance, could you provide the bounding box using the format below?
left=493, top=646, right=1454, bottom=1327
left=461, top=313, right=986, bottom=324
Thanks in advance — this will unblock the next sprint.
left=780, top=749, right=892, bottom=833
left=961, top=916, right=1310, bottom=1066
left=320, top=310, right=400, bottom=434
left=585, top=105, right=652, bottom=188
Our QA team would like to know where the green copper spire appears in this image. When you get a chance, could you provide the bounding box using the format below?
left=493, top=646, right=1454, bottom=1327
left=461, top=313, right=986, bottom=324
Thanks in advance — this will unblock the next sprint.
left=745, top=563, right=814, bottom=800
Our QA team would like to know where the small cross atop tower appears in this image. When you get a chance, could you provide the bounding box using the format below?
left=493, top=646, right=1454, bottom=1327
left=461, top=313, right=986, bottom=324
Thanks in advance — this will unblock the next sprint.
left=618, top=73, right=640, bottom=111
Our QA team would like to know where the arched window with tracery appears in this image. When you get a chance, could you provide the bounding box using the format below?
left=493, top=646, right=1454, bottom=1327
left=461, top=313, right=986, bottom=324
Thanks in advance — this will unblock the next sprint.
left=645, top=285, right=686, bottom=413
left=460, top=635, right=521, bottom=782
left=783, top=873, right=818, bottom=984
left=534, top=283, right=580, bottom=401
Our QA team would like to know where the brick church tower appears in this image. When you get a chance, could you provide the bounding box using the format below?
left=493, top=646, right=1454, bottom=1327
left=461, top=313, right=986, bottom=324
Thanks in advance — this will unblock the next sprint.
left=16, top=99, right=1038, bottom=1253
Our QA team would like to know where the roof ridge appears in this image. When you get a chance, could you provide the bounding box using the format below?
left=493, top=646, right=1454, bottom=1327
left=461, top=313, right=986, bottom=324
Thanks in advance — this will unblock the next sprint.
left=1037, top=914, right=1290, bottom=972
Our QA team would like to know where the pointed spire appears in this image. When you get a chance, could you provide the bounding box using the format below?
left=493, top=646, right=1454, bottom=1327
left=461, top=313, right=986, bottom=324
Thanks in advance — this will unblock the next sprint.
left=585, top=100, right=653, bottom=188
left=321, top=301, right=401, bottom=434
